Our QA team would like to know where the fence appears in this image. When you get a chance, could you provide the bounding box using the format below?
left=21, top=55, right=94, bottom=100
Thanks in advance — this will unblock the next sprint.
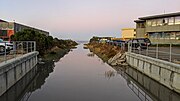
left=128, top=42, right=180, bottom=64
left=106, top=41, right=127, bottom=51
left=0, top=41, right=36, bottom=63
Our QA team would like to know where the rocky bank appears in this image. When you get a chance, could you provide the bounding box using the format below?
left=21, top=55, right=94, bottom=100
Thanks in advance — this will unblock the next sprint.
left=86, top=42, right=128, bottom=67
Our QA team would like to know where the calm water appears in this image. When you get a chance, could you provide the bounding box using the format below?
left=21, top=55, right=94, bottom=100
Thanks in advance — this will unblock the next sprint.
left=1, top=44, right=180, bottom=101
left=29, top=44, right=140, bottom=101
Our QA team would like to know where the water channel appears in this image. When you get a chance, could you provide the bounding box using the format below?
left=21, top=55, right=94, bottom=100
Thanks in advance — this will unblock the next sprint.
left=0, top=44, right=180, bottom=101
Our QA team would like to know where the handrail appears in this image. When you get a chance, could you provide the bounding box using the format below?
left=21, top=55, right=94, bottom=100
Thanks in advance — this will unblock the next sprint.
left=0, top=41, right=36, bottom=63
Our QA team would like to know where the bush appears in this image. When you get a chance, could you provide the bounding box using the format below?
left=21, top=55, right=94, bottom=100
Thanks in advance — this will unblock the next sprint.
left=11, top=29, right=77, bottom=56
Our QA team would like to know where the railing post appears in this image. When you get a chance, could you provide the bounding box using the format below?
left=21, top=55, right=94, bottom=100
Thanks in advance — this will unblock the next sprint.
left=13, top=41, right=16, bottom=58
left=128, top=42, right=130, bottom=52
left=156, top=43, right=158, bottom=59
left=21, top=42, right=23, bottom=55
left=31, top=42, right=33, bottom=52
left=26, top=42, right=28, bottom=53
left=4, top=42, right=7, bottom=62
left=34, top=41, right=36, bottom=51
left=170, top=43, right=172, bottom=62
left=146, top=44, right=148, bottom=56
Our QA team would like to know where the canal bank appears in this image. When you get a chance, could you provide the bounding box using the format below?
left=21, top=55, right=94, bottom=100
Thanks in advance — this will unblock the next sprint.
left=87, top=42, right=180, bottom=95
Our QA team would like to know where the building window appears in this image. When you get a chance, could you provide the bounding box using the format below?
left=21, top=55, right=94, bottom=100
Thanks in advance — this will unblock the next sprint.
left=175, top=16, right=180, bottom=25
left=168, top=17, right=174, bottom=25
left=137, top=23, right=145, bottom=28
left=157, top=19, right=163, bottom=26
left=175, top=32, right=180, bottom=40
left=8, top=23, right=14, bottom=30
left=163, top=18, right=168, bottom=25
left=146, top=20, right=152, bottom=26
left=152, top=20, right=157, bottom=26
left=1, top=30, right=7, bottom=36
left=170, top=32, right=176, bottom=39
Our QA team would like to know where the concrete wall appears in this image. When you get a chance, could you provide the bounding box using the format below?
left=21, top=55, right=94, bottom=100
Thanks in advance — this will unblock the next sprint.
left=0, top=51, right=38, bottom=96
left=126, top=52, right=180, bottom=94
left=136, top=28, right=146, bottom=38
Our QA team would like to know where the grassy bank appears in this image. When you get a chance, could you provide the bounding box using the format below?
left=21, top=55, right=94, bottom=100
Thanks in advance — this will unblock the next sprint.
left=86, top=42, right=121, bottom=62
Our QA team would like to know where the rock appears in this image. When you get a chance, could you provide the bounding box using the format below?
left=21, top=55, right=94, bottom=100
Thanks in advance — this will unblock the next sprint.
left=120, top=53, right=126, bottom=60
left=108, top=57, right=113, bottom=64
left=111, top=61, right=118, bottom=66
left=108, top=52, right=127, bottom=66
left=117, top=59, right=126, bottom=63
left=121, top=63, right=128, bottom=66
left=108, top=52, right=122, bottom=63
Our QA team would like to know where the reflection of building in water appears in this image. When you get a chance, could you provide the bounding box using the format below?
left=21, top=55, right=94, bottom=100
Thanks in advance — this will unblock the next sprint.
left=116, top=66, right=180, bottom=101
left=0, top=61, right=55, bottom=101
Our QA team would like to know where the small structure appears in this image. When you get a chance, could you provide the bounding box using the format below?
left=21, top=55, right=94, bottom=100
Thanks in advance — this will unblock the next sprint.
left=121, top=28, right=136, bottom=41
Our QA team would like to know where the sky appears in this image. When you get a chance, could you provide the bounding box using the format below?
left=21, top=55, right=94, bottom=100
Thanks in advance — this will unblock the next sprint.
left=1, top=0, right=180, bottom=41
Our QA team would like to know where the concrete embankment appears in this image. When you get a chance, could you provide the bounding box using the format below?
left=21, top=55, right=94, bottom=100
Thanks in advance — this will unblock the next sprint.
left=126, top=52, right=180, bottom=93
left=86, top=42, right=180, bottom=94
left=0, top=51, right=39, bottom=96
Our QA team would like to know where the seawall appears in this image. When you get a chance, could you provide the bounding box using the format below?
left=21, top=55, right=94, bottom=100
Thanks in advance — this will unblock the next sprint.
left=126, top=52, right=180, bottom=93
left=0, top=51, right=39, bottom=96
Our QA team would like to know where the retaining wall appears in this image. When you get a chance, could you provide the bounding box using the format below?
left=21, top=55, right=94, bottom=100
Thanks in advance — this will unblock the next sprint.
left=0, top=51, right=39, bottom=96
left=126, top=52, right=180, bottom=94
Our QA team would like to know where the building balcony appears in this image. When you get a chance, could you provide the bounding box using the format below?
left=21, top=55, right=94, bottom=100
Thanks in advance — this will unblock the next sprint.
left=146, top=24, right=180, bottom=33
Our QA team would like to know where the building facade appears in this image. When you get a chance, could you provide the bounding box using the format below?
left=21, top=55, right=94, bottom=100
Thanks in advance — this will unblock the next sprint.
left=135, top=12, right=180, bottom=44
left=121, top=28, right=136, bottom=40
left=0, top=19, right=49, bottom=41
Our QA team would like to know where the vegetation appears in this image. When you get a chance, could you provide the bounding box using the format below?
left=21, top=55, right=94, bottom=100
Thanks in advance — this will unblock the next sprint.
left=89, top=36, right=112, bottom=43
left=87, top=42, right=121, bottom=62
left=11, top=29, right=78, bottom=56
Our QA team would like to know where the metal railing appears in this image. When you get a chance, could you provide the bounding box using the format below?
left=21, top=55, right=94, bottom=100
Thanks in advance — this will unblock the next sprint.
left=106, top=41, right=127, bottom=51
left=0, top=41, right=36, bottom=63
left=128, top=42, right=180, bottom=64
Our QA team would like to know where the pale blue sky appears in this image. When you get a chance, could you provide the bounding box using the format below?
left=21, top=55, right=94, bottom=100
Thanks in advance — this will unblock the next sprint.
left=1, top=0, right=180, bottom=40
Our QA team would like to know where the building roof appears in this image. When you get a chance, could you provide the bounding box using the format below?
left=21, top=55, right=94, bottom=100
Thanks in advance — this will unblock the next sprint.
left=122, top=28, right=135, bottom=30
left=0, top=19, right=7, bottom=22
left=139, top=12, right=180, bottom=20
left=134, top=19, right=145, bottom=23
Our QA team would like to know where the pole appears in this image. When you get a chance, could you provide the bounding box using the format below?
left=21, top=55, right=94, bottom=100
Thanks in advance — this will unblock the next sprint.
left=156, top=43, right=158, bottom=59
left=4, top=42, right=7, bottom=62
left=170, top=44, right=172, bottom=62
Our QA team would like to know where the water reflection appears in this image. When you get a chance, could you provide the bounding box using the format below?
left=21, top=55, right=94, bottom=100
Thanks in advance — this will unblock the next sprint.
left=104, top=70, right=116, bottom=79
left=0, top=61, right=55, bottom=101
left=113, top=66, right=180, bottom=101
left=87, top=53, right=95, bottom=57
